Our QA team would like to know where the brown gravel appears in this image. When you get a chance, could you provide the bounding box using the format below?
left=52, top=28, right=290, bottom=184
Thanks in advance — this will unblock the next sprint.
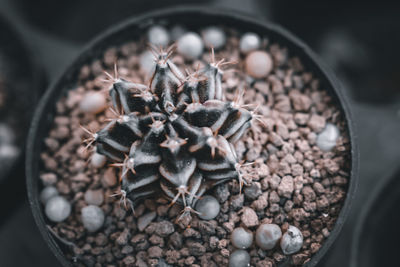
left=39, top=27, right=351, bottom=266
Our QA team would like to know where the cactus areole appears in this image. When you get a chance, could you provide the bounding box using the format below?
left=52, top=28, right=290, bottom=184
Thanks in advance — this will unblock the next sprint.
left=86, top=45, right=259, bottom=219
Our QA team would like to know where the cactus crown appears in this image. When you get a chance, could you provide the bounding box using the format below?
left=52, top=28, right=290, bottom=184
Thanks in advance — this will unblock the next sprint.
left=90, top=45, right=256, bottom=218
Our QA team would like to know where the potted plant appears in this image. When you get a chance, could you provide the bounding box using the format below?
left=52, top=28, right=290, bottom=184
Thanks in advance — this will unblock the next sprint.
left=26, top=6, right=358, bottom=267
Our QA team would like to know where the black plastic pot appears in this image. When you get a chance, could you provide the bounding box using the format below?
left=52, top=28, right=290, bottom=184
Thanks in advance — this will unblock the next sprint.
left=26, top=6, right=359, bottom=267
left=350, top=166, right=400, bottom=267
left=0, top=14, right=44, bottom=224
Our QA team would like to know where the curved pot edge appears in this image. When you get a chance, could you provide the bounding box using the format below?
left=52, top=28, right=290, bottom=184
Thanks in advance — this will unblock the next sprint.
left=349, top=163, right=400, bottom=267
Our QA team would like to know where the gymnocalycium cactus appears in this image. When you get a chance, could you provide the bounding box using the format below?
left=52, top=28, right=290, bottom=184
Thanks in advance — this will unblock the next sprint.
left=84, top=45, right=261, bottom=219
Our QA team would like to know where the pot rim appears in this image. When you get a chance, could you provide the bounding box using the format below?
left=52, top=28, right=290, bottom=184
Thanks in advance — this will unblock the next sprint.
left=350, top=164, right=399, bottom=267
left=26, top=5, right=359, bottom=267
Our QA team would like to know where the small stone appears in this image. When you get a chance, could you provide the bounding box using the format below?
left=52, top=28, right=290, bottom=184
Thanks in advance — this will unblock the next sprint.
left=155, top=221, right=175, bottom=237
left=308, top=114, right=326, bottom=133
left=229, top=249, right=251, bottom=267
left=280, top=225, right=303, bottom=255
left=177, top=32, right=204, bottom=60
left=231, top=227, right=254, bottom=249
left=240, top=32, right=261, bottom=54
left=268, top=175, right=281, bottom=190
left=137, top=211, right=157, bottom=232
left=117, top=229, right=131, bottom=246
left=214, top=183, right=230, bottom=203
left=91, top=153, right=106, bottom=168
left=188, top=242, right=206, bottom=256
left=169, top=232, right=183, bottom=249
left=198, top=220, right=217, bottom=235
left=195, top=195, right=220, bottom=220
left=313, top=182, right=325, bottom=194
left=289, top=90, right=312, bottom=111
left=45, top=196, right=71, bottom=222
left=245, top=51, right=273, bottom=78
left=79, top=92, right=107, bottom=114
left=95, top=233, right=107, bottom=246
left=244, top=183, right=262, bottom=200
left=103, top=168, right=117, bottom=187
left=121, top=245, right=134, bottom=254
left=148, top=25, right=170, bottom=47
left=294, top=113, right=309, bottom=125
left=277, top=176, right=294, bottom=198
left=316, top=123, right=340, bottom=151
left=230, top=194, right=244, bottom=210
left=40, top=173, right=57, bottom=186
left=255, top=224, right=282, bottom=250
left=84, top=189, right=104, bottom=206
left=122, top=255, right=136, bottom=265
left=40, top=186, right=58, bottom=204
left=251, top=192, right=269, bottom=211
left=82, top=205, right=105, bottom=232
left=148, top=246, right=163, bottom=258
left=241, top=207, right=259, bottom=228
left=149, top=234, right=164, bottom=247
left=202, top=26, right=226, bottom=49
left=316, top=195, right=330, bottom=210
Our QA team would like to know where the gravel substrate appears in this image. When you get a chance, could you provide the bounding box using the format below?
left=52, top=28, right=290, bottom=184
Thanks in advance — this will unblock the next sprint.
left=39, top=26, right=350, bottom=266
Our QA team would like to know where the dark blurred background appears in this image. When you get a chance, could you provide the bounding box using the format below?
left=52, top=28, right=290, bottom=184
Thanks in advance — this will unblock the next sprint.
left=0, top=0, right=399, bottom=266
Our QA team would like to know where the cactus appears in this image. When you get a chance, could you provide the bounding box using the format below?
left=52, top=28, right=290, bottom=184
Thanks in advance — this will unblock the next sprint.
left=85, top=45, right=259, bottom=218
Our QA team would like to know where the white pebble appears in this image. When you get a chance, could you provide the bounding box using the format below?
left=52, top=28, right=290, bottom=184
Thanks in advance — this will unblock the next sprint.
left=280, top=225, right=303, bottom=255
left=256, top=223, right=282, bottom=250
left=195, top=195, right=220, bottom=220
left=231, top=227, right=254, bottom=249
left=240, top=32, right=261, bottom=54
left=245, top=50, right=273, bottom=78
left=177, top=32, right=204, bottom=60
left=170, top=25, right=186, bottom=41
left=79, top=92, right=107, bottom=114
left=82, top=205, right=105, bottom=232
left=84, top=189, right=104, bottom=206
left=140, top=50, right=156, bottom=75
left=148, top=25, right=170, bottom=47
left=45, top=196, right=71, bottom=222
left=229, top=249, right=251, bottom=267
left=91, top=152, right=106, bottom=168
left=316, top=123, right=340, bottom=151
left=40, top=186, right=59, bottom=204
left=202, top=26, right=226, bottom=49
